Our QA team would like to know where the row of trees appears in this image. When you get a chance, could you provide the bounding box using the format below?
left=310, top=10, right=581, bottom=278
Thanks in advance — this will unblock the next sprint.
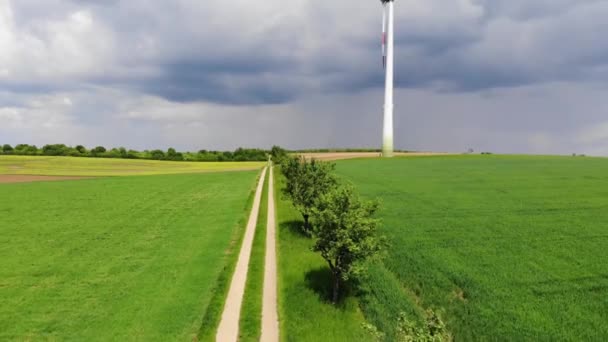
left=277, top=155, right=450, bottom=340
left=278, top=155, right=386, bottom=303
left=0, top=143, right=269, bottom=162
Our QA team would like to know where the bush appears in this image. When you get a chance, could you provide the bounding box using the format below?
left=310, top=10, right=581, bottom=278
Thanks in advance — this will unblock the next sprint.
left=396, top=310, right=450, bottom=342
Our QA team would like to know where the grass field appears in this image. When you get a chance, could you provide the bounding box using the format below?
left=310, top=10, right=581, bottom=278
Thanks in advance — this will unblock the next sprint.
left=0, top=155, right=264, bottom=176
left=0, top=171, right=259, bottom=340
left=333, top=155, right=608, bottom=340
left=274, top=172, right=373, bottom=342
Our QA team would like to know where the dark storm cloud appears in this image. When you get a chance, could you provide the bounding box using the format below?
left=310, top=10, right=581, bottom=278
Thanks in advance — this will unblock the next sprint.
left=2, top=0, right=608, bottom=155
left=6, top=0, right=608, bottom=105
left=138, top=55, right=298, bottom=104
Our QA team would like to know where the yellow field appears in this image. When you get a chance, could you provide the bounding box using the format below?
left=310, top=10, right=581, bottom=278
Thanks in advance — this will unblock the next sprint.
left=0, top=155, right=265, bottom=177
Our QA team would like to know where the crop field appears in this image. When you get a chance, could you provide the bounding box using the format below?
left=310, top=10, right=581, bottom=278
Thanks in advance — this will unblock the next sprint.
left=332, top=155, right=608, bottom=340
left=0, top=170, right=259, bottom=340
left=0, top=155, right=265, bottom=177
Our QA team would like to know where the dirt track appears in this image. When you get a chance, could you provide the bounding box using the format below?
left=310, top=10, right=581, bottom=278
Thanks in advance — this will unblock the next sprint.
left=298, top=152, right=454, bottom=161
left=0, top=175, right=91, bottom=184
left=216, top=167, right=267, bottom=342
left=261, top=167, right=279, bottom=341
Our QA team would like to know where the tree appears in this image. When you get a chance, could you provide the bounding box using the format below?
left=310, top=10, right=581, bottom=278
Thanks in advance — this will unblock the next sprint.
left=222, top=151, right=234, bottom=161
left=310, top=184, right=385, bottom=303
left=2, top=144, right=13, bottom=154
left=126, top=150, right=139, bottom=159
left=271, top=145, right=289, bottom=164
left=75, top=145, right=87, bottom=154
left=14, top=144, right=38, bottom=155
left=42, top=144, right=68, bottom=156
left=281, top=157, right=337, bottom=233
left=166, top=147, right=184, bottom=161
left=150, top=149, right=165, bottom=160
left=91, top=146, right=106, bottom=156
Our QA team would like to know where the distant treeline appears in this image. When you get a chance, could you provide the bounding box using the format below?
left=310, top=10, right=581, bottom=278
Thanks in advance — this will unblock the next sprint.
left=0, top=144, right=408, bottom=162
left=0, top=143, right=269, bottom=162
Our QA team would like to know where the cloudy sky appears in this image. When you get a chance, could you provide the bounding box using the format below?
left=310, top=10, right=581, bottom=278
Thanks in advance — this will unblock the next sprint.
left=1, top=0, right=608, bottom=155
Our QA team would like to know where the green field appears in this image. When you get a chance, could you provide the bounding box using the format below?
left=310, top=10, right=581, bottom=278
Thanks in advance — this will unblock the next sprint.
left=0, top=155, right=264, bottom=176
left=332, top=155, right=608, bottom=340
left=0, top=171, right=259, bottom=340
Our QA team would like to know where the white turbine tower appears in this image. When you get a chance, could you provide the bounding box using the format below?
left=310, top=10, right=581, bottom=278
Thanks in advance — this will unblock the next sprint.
left=381, top=0, right=395, bottom=157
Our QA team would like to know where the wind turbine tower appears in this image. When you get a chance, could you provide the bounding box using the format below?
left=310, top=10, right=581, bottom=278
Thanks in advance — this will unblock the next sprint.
left=380, top=0, right=394, bottom=157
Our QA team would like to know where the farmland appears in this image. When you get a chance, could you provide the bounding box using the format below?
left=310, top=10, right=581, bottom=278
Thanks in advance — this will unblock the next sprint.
left=331, top=155, right=608, bottom=340
left=3, top=152, right=608, bottom=341
left=0, top=170, right=260, bottom=340
left=0, top=155, right=264, bottom=177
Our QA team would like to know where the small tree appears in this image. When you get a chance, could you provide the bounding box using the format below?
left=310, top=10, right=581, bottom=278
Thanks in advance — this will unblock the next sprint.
left=15, top=144, right=38, bottom=155
left=75, top=145, right=87, bottom=154
left=281, top=157, right=337, bottom=233
left=150, top=149, right=166, bottom=160
left=42, top=144, right=68, bottom=156
left=167, top=147, right=184, bottom=161
left=2, top=144, right=13, bottom=154
left=271, top=145, right=289, bottom=164
left=91, top=146, right=106, bottom=156
left=311, top=184, right=385, bottom=303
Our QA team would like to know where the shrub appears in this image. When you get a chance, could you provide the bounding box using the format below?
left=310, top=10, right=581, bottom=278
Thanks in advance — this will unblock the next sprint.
left=396, top=310, right=450, bottom=342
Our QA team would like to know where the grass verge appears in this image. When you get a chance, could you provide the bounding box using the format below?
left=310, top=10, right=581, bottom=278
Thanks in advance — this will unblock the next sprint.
left=274, top=170, right=373, bottom=342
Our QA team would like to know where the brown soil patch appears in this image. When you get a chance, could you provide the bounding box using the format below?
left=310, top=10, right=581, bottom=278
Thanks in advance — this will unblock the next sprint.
left=298, top=152, right=454, bottom=161
left=0, top=175, right=91, bottom=184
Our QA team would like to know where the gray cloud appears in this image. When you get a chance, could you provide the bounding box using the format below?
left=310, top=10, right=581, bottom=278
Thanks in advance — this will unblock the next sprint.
left=0, top=0, right=607, bottom=155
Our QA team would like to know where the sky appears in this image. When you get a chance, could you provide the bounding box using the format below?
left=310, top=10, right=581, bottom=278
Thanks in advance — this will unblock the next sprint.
left=1, top=0, right=607, bottom=155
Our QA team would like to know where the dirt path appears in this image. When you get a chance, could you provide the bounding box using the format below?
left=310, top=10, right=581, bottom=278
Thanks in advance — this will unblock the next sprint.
left=216, top=167, right=267, bottom=342
left=261, top=166, right=279, bottom=342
